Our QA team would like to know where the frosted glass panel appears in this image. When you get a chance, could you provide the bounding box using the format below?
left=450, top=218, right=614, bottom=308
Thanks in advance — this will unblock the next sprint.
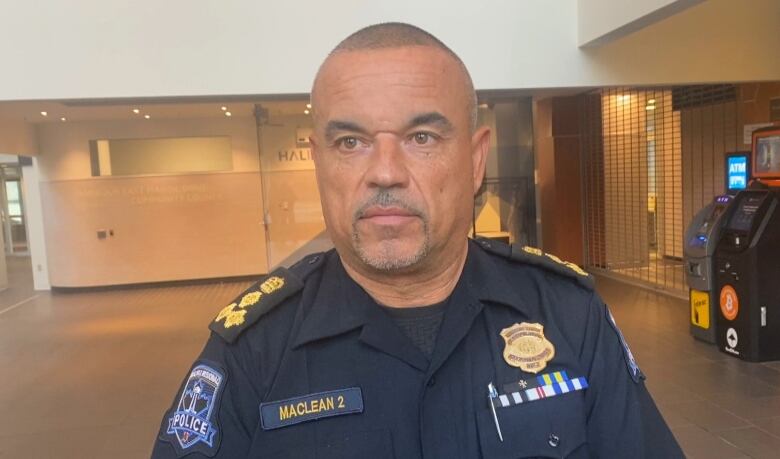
left=90, top=136, right=233, bottom=176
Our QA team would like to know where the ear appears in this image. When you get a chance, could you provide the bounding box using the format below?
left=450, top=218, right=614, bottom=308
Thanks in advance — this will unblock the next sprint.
left=470, top=126, right=491, bottom=194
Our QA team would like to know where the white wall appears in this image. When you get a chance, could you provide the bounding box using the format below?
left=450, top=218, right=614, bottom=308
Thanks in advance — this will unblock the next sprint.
left=578, top=0, right=703, bottom=46
left=21, top=158, right=50, bottom=290
left=35, top=117, right=260, bottom=181
left=34, top=115, right=270, bottom=287
left=0, top=0, right=777, bottom=102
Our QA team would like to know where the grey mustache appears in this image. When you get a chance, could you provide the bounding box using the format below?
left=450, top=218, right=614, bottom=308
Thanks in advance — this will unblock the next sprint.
left=354, top=191, right=424, bottom=220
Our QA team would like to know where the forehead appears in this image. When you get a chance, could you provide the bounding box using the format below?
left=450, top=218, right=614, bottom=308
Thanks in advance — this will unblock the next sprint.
left=312, top=47, right=469, bottom=126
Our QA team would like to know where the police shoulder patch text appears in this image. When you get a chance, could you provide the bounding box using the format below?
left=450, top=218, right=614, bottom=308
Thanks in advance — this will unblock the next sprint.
left=161, top=361, right=226, bottom=457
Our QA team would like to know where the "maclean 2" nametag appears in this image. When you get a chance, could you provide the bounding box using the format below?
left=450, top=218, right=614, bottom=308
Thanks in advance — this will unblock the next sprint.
left=259, top=387, right=364, bottom=430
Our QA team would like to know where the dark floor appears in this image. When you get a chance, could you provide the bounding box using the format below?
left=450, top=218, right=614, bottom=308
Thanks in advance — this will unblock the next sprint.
left=1, top=258, right=779, bottom=458
left=600, top=276, right=780, bottom=459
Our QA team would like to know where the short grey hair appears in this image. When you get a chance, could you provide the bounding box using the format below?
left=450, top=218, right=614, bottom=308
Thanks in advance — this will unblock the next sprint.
left=315, top=22, right=478, bottom=132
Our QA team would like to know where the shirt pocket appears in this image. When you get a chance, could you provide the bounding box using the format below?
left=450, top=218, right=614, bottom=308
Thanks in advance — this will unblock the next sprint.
left=476, top=392, right=588, bottom=458
left=254, top=427, right=394, bottom=459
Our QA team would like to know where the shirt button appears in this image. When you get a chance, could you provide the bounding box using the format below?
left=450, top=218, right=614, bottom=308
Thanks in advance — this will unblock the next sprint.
left=427, top=377, right=436, bottom=387
left=548, top=433, right=560, bottom=448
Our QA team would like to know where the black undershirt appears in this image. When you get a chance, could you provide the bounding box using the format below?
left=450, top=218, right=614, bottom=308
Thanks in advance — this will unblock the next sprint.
left=380, top=299, right=449, bottom=359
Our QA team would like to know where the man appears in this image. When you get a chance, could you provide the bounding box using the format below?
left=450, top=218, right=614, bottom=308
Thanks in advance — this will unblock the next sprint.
left=152, top=23, right=682, bottom=458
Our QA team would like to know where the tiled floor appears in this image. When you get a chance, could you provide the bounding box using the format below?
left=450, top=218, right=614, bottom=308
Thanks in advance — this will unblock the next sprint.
left=1, top=258, right=779, bottom=458
left=612, top=251, right=688, bottom=296
left=599, top=276, right=780, bottom=459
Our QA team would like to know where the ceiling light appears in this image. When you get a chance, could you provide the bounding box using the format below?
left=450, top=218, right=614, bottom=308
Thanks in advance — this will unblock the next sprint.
left=40, top=111, right=48, bottom=116
left=647, top=99, right=656, bottom=104
left=304, top=109, right=310, bottom=115
left=132, top=108, right=140, bottom=114
left=221, top=106, right=227, bottom=111
left=478, top=103, right=489, bottom=109
left=306, top=103, right=312, bottom=109
left=645, top=105, right=656, bottom=111
left=225, top=111, right=232, bottom=117
left=60, top=117, right=66, bottom=122
left=144, top=114, right=151, bottom=119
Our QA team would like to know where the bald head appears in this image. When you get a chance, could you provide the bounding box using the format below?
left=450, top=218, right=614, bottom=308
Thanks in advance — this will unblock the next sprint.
left=312, top=22, right=477, bottom=131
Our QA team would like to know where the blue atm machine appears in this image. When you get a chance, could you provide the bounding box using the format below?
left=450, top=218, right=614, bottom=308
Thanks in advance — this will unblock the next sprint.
left=684, top=152, right=749, bottom=342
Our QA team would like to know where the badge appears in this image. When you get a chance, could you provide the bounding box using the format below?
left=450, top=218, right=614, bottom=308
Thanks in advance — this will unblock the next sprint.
left=162, top=362, right=226, bottom=456
left=500, top=322, right=555, bottom=373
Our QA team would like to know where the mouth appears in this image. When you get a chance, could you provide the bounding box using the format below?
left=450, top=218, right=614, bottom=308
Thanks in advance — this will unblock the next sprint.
left=358, top=206, right=419, bottom=225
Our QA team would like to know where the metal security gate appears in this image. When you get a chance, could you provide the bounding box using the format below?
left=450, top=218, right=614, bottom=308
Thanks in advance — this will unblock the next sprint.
left=581, top=86, right=739, bottom=297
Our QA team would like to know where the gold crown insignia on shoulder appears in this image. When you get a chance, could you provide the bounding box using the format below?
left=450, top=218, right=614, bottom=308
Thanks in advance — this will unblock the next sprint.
left=209, top=268, right=304, bottom=343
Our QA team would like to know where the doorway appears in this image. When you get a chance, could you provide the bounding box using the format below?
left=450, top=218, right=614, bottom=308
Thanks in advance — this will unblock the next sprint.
left=0, top=165, right=28, bottom=256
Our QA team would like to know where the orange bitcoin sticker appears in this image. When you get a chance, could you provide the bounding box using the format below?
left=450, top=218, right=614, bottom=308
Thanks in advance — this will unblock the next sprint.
left=719, top=285, right=739, bottom=321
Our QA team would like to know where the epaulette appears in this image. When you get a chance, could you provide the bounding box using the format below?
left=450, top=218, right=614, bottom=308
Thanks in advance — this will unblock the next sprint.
left=474, top=237, right=594, bottom=290
left=209, top=252, right=326, bottom=343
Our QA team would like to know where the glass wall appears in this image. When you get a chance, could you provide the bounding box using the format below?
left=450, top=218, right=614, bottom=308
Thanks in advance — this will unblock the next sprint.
left=472, top=98, right=537, bottom=247
left=256, top=103, right=331, bottom=268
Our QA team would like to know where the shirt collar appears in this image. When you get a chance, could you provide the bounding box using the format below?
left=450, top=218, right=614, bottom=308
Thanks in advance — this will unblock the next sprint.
left=291, top=240, right=532, bottom=349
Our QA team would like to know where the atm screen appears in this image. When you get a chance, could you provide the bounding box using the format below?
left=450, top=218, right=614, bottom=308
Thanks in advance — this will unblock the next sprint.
left=727, top=193, right=766, bottom=232
left=727, top=156, right=748, bottom=191
left=755, top=135, right=780, bottom=177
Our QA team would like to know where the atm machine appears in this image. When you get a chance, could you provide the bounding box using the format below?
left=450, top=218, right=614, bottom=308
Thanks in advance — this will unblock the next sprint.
left=684, top=152, right=748, bottom=342
left=713, top=127, right=780, bottom=361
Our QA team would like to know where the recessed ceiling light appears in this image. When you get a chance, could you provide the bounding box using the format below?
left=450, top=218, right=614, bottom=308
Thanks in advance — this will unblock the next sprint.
left=225, top=111, right=232, bottom=117
left=306, top=103, right=312, bottom=109
left=144, top=114, right=151, bottom=119
left=221, top=106, right=227, bottom=111
left=60, top=117, right=66, bottom=122
left=647, top=99, right=656, bottom=104
left=645, top=105, right=656, bottom=111
left=132, top=108, right=140, bottom=114
left=304, top=109, right=310, bottom=115
left=40, top=111, right=48, bottom=117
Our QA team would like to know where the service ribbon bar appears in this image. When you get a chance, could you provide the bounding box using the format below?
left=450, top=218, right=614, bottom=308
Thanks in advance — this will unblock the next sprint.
left=493, top=372, right=588, bottom=408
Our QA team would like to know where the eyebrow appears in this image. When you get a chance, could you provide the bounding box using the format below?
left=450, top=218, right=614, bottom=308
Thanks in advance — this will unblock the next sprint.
left=323, top=111, right=455, bottom=142
left=324, top=120, right=368, bottom=142
left=405, top=112, right=454, bottom=133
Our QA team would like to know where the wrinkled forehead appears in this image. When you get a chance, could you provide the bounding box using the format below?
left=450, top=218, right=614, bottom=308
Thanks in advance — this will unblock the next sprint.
left=311, top=47, right=472, bottom=130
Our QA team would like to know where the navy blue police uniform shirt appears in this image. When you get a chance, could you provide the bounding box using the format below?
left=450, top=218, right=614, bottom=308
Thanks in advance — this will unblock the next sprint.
left=151, top=239, right=683, bottom=458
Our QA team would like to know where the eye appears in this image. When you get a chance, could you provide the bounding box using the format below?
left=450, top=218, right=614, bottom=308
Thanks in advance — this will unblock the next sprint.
left=412, top=132, right=433, bottom=145
left=337, top=136, right=360, bottom=150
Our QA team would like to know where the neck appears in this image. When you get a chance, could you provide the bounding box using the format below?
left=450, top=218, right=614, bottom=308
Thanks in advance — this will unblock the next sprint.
left=340, top=240, right=470, bottom=308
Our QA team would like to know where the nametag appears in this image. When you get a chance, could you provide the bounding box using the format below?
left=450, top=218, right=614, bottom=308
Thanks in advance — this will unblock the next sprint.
left=259, top=387, right=364, bottom=430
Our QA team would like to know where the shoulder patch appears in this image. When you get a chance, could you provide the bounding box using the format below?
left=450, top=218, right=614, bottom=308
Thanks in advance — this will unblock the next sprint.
left=209, top=267, right=304, bottom=343
left=160, top=360, right=226, bottom=457
left=475, top=237, right=594, bottom=290
left=606, top=306, right=645, bottom=383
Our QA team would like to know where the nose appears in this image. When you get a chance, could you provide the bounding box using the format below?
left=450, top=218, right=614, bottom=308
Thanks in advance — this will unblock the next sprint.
left=364, top=134, right=410, bottom=189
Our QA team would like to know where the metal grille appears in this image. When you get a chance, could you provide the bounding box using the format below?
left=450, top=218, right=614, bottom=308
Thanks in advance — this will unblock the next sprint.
left=581, top=86, right=738, bottom=297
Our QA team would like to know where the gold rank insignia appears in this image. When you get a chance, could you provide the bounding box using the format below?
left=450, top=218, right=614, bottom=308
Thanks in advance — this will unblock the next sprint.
left=214, top=276, right=285, bottom=329
left=521, top=246, right=589, bottom=277
left=500, top=322, right=555, bottom=374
